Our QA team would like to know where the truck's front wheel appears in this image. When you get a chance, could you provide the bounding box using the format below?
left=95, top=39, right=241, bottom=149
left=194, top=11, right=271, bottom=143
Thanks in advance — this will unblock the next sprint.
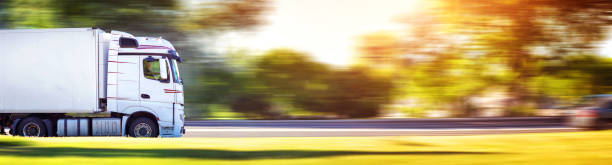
left=129, top=117, right=158, bottom=137
left=17, top=117, right=47, bottom=137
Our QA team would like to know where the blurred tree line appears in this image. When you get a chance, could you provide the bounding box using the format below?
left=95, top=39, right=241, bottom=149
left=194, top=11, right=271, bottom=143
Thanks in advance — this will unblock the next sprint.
left=2, top=0, right=612, bottom=118
left=364, top=0, right=612, bottom=117
left=190, top=49, right=393, bottom=118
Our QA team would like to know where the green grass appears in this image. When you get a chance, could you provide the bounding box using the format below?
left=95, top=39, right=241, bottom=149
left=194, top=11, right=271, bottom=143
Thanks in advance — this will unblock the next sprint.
left=1, top=131, right=612, bottom=165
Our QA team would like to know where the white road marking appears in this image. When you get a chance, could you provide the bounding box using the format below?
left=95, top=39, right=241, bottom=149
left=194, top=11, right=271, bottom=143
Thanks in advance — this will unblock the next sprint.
left=185, top=127, right=577, bottom=132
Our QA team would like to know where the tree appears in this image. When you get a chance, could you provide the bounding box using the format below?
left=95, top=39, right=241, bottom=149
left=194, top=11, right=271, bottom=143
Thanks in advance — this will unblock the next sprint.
left=536, top=55, right=612, bottom=99
left=393, top=0, right=612, bottom=114
left=230, top=94, right=273, bottom=118
left=186, top=50, right=272, bottom=118
left=355, top=31, right=404, bottom=69
left=252, top=49, right=330, bottom=115
left=296, top=67, right=393, bottom=118
left=249, top=49, right=394, bottom=118
left=437, top=0, right=612, bottom=108
left=255, top=49, right=330, bottom=96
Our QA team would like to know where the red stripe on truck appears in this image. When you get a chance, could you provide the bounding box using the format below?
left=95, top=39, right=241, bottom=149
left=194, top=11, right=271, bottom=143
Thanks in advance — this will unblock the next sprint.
left=164, top=89, right=182, bottom=93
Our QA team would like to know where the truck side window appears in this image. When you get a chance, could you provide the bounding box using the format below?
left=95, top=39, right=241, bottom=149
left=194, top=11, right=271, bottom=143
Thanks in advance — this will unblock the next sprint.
left=143, top=58, right=169, bottom=82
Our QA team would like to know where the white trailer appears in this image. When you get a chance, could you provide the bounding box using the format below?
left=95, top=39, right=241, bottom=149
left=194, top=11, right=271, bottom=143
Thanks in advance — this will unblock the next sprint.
left=0, top=28, right=185, bottom=137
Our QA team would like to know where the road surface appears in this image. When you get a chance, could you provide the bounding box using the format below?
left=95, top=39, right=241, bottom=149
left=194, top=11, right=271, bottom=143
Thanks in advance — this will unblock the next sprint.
left=183, top=117, right=580, bottom=137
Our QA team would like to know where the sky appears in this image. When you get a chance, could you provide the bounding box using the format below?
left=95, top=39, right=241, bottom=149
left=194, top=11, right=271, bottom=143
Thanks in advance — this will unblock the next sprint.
left=598, top=30, right=612, bottom=57
left=215, top=0, right=421, bottom=66
left=214, top=0, right=612, bottom=66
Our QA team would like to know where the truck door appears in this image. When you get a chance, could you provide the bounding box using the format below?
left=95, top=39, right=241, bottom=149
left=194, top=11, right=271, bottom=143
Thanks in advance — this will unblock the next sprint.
left=116, top=56, right=141, bottom=107
left=139, top=56, right=175, bottom=122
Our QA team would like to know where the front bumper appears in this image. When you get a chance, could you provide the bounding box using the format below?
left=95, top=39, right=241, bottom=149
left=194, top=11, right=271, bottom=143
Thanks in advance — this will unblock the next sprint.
left=159, top=109, right=185, bottom=137
left=159, top=122, right=184, bottom=137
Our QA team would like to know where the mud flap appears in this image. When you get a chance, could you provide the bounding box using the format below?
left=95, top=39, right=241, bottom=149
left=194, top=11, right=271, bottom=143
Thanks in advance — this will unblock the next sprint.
left=42, top=119, right=54, bottom=137
left=121, top=116, right=129, bottom=136
left=9, top=118, right=20, bottom=136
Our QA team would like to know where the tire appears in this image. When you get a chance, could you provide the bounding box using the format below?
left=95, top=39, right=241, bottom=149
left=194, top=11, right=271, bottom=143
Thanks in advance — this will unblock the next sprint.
left=128, top=117, right=158, bottom=137
left=17, top=117, right=47, bottom=137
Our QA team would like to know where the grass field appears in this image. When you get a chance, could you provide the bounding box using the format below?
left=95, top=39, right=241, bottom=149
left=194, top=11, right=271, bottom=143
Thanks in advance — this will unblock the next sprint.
left=0, top=131, right=611, bottom=165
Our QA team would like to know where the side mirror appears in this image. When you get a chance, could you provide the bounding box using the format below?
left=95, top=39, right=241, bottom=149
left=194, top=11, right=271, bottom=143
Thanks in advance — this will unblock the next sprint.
left=159, top=59, right=168, bottom=81
left=168, top=50, right=183, bottom=63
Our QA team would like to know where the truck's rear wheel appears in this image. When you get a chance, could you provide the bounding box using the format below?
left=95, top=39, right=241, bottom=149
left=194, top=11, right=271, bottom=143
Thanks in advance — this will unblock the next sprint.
left=18, top=117, right=47, bottom=137
left=129, top=117, right=158, bottom=137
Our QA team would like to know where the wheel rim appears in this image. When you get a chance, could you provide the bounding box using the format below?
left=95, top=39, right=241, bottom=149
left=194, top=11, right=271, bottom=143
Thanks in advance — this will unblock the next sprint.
left=133, top=123, right=152, bottom=137
left=22, top=122, right=41, bottom=136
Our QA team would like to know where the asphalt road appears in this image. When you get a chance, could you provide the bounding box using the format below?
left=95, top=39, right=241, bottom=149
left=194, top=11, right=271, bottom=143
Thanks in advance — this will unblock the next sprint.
left=183, top=117, right=580, bottom=137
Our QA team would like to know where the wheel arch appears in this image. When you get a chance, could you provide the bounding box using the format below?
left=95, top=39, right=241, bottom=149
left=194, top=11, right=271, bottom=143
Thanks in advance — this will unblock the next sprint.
left=11, top=114, right=57, bottom=136
left=125, top=111, right=159, bottom=137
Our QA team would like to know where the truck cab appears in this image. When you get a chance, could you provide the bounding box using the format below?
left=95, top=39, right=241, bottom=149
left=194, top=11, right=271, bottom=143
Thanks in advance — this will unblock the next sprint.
left=108, top=33, right=186, bottom=137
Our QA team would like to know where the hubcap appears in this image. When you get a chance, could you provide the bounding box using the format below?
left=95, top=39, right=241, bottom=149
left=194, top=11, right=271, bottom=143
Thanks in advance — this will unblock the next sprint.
left=134, top=123, right=152, bottom=137
left=22, top=122, right=41, bottom=136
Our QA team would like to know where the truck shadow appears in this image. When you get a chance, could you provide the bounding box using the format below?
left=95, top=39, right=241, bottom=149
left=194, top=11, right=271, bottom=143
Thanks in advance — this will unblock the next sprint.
left=0, top=141, right=29, bottom=147
left=0, top=147, right=501, bottom=160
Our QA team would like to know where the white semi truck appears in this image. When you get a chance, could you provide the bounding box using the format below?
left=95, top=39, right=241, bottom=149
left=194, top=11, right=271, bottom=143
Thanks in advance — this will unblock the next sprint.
left=0, top=28, right=185, bottom=137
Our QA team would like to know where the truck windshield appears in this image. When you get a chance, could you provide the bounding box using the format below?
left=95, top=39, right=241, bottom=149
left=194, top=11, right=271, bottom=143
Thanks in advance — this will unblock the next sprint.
left=170, top=59, right=182, bottom=84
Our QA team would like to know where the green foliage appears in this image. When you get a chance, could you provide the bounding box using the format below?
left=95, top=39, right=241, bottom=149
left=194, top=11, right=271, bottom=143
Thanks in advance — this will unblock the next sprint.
left=186, top=66, right=267, bottom=118
left=296, top=67, right=393, bottom=118
left=230, top=94, right=274, bottom=118
left=432, top=0, right=612, bottom=105
left=533, top=55, right=612, bottom=102
left=180, top=0, right=268, bottom=31
left=254, top=49, right=330, bottom=96
left=252, top=50, right=393, bottom=118
left=185, top=49, right=274, bottom=118
left=3, top=0, right=60, bottom=28
left=0, top=0, right=266, bottom=31
left=506, top=105, right=536, bottom=117
left=192, top=49, right=393, bottom=118
left=389, top=0, right=612, bottom=116
left=392, top=50, right=504, bottom=116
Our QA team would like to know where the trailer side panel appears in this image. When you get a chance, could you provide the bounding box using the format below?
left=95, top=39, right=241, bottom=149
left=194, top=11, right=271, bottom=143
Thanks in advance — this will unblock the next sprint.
left=0, top=28, right=100, bottom=113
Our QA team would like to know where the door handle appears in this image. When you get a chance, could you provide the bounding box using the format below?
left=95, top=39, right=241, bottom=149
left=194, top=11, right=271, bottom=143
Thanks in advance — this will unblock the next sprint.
left=141, top=94, right=150, bottom=99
